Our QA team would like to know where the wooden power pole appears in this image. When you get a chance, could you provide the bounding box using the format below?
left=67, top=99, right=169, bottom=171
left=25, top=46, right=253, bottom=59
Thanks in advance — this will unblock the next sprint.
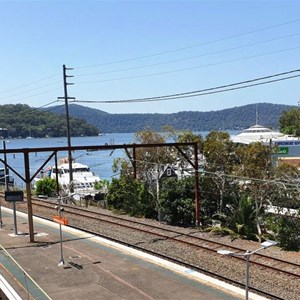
left=58, top=65, right=75, bottom=192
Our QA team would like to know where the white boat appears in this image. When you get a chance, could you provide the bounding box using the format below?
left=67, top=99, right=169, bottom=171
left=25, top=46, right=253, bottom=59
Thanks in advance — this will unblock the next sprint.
left=36, top=160, right=101, bottom=200
left=231, top=124, right=294, bottom=145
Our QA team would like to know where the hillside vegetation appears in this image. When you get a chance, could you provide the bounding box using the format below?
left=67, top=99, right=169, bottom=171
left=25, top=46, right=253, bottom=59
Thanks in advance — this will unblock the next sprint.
left=1, top=103, right=294, bottom=138
left=0, top=104, right=99, bottom=138
left=47, top=103, right=294, bottom=133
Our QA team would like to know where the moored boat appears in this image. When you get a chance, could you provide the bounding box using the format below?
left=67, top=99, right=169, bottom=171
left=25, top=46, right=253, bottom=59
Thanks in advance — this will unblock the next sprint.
left=231, top=124, right=295, bottom=145
left=35, top=160, right=101, bottom=201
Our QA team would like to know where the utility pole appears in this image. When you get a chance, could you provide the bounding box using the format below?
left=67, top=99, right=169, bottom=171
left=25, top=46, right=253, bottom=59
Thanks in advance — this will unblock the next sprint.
left=58, top=65, right=75, bottom=192
left=194, top=142, right=200, bottom=226
left=0, top=141, right=7, bottom=228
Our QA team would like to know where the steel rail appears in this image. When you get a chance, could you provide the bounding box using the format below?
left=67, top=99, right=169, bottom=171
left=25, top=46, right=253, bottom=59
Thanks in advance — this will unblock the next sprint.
left=0, top=197, right=289, bottom=300
left=33, top=210, right=287, bottom=300
left=31, top=199, right=300, bottom=279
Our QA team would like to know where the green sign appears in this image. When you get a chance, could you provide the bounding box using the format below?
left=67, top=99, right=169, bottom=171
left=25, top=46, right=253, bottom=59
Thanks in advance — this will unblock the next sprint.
left=277, top=147, right=289, bottom=154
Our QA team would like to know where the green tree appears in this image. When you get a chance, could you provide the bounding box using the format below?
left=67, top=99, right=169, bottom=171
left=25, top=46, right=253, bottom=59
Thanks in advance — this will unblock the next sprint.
left=279, top=108, right=300, bottom=136
left=106, top=176, right=155, bottom=217
left=203, top=131, right=238, bottom=173
left=235, top=142, right=272, bottom=239
left=271, top=215, right=300, bottom=251
left=112, top=127, right=200, bottom=221
left=160, top=177, right=195, bottom=225
left=200, top=174, right=240, bottom=225
left=0, top=104, right=99, bottom=138
left=34, top=177, right=58, bottom=197
left=271, top=164, right=300, bottom=209
left=173, top=129, right=203, bottom=151
left=94, top=179, right=110, bottom=192
left=202, top=131, right=238, bottom=214
left=134, top=127, right=175, bottom=178
left=113, top=127, right=175, bottom=180
left=174, top=130, right=203, bottom=171
left=131, top=128, right=176, bottom=218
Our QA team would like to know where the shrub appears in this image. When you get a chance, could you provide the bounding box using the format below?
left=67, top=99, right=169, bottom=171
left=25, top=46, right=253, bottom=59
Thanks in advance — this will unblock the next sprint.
left=160, top=177, right=195, bottom=226
left=215, top=196, right=259, bottom=240
left=34, top=177, right=57, bottom=197
left=106, top=176, right=155, bottom=217
left=276, top=216, right=299, bottom=251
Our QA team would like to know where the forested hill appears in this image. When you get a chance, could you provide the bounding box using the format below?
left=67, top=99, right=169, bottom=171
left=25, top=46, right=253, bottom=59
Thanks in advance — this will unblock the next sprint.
left=46, top=103, right=295, bottom=133
left=0, top=104, right=99, bottom=139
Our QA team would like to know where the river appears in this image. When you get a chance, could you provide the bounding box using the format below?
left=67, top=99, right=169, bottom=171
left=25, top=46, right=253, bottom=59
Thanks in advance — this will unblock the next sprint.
left=1, top=131, right=240, bottom=188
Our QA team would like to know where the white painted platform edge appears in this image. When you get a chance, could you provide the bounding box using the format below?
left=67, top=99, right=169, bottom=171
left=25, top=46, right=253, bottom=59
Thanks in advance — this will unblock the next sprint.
left=5, top=207, right=268, bottom=300
left=0, top=274, right=22, bottom=300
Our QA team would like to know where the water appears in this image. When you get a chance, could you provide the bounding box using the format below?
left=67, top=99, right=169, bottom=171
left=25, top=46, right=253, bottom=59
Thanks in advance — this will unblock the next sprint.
left=2, top=133, right=135, bottom=188
left=1, top=131, right=240, bottom=188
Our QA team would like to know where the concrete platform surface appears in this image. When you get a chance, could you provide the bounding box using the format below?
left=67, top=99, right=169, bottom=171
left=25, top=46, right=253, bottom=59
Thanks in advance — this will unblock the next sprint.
left=0, top=207, right=267, bottom=300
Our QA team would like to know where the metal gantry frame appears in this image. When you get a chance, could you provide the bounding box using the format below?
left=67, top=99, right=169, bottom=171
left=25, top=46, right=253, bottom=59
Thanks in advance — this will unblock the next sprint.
left=0, top=141, right=200, bottom=242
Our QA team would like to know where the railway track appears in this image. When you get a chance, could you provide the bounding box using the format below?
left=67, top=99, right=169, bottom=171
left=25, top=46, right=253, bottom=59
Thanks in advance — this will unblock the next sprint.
left=1, top=193, right=298, bottom=300
left=31, top=199, right=300, bottom=280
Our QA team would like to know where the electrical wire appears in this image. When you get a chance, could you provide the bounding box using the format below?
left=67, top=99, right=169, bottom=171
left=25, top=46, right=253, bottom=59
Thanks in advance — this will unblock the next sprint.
left=31, top=100, right=60, bottom=111
left=109, top=138, right=300, bottom=182
left=203, top=170, right=300, bottom=189
left=75, top=33, right=300, bottom=77
left=0, top=82, right=62, bottom=108
left=67, top=69, right=300, bottom=104
left=6, top=88, right=63, bottom=106
left=0, top=80, right=61, bottom=98
left=42, top=104, right=66, bottom=113
left=75, top=46, right=300, bottom=85
left=113, top=154, right=300, bottom=189
left=74, top=18, right=300, bottom=70
left=0, top=73, right=61, bottom=95
left=5, top=100, right=62, bottom=118
left=2, top=23, right=299, bottom=106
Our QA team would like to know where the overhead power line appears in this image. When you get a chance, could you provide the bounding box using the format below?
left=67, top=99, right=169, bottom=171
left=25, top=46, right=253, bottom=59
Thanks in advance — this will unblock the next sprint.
left=203, top=170, right=300, bottom=189
left=64, top=68, right=300, bottom=104
left=17, top=87, right=62, bottom=101
left=75, top=33, right=300, bottom=78
left=0, top=73, right=61, bottom=95
left=41, top=103, right=66, bottom=113
left=74, top=18, right=300, bottom=70
left=0, top=82, right=61, bottom=101
left=32, top=100, right=60, bottom=111
left=75, top=46, right=300, bottom=84
left=13, top=100, right=61, bottom=118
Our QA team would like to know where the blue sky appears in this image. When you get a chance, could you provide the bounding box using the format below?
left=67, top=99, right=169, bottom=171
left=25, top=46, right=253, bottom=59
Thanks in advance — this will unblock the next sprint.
left=0, top=0, right=300, bottom=114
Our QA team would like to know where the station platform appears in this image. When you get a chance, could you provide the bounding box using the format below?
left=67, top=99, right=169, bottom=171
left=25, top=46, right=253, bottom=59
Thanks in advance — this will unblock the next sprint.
left=0, top=207, right=267, bottom=300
